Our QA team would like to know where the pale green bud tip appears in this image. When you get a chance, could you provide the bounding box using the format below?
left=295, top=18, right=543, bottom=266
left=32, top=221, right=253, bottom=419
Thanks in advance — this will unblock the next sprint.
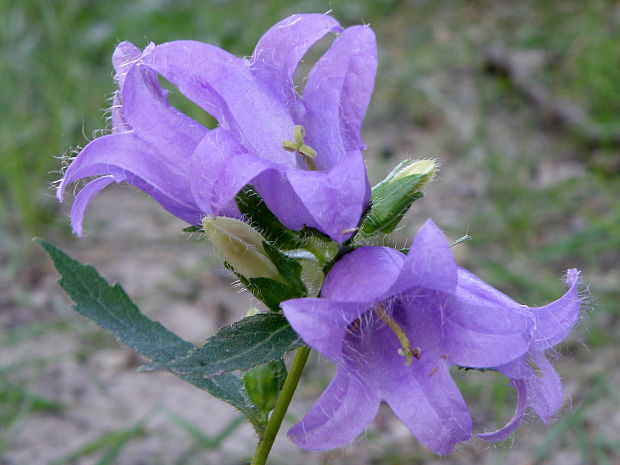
left=202, top=216, right=282, bottom=282
left=392, top=159, right=437, bottom=185
left=245, top=307, right=262, bottom=317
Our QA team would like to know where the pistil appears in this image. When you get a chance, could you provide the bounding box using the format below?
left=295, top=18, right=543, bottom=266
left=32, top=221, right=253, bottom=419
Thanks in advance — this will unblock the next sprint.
left=374, top=303, right=420, bottom=366
left=282, top=125, right=318, bottom=170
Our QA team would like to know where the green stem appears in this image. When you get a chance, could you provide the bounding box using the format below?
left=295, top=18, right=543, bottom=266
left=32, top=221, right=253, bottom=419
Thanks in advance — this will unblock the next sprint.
left=250, top=346, right=311, bottom=465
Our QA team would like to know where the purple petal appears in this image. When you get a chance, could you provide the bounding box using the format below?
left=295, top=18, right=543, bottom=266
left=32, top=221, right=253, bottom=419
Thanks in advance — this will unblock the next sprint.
left=393, top=219, right=457, bottom=294
left=190, top=127, right=249, bottom=215
left=302, top=25, right=377, bottom=166
left=69, top=176, right=116, bottom=237
left=496, top=354, right=531, bottom=379
left=347, top=305, right=470, bottom=455
left=281, top=298, right=370, bottom=361
left=531, top=269, right=581, bottom=351
left=524, top=351, right=563, bottom=422
left=121, top=64, right=207, bottom=158
left=456, top=267, right=521, bottom=308
left=140, top=41, right=296, bottom=166
left=457, top=267, right=581, bottom=351
left=382, top=364, right=472, bottom=455
left=442, top=295, right=534, bottom=368
left=288, top=370, right=380, bottom=450
left=252, top=169, right=314, bottom=231
left=251, top=14, right=342, bottom=106
left=112, top=41, right=141, bottom=88
left=479, top=379, right=528, bottom=442
left=321, top=246, right=404, bottom=302
left=285, top=150, right=370, bottom=243
left=110, top=92, right=130, bottom=134
left=58, top=133, right=201, bottom=225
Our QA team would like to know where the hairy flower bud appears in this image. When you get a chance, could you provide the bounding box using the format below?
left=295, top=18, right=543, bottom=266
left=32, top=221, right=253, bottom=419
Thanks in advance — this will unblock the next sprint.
left=243, top=360, right=287, bottom=414
left=390, top=159, right=436, bottom=190
left=359, top=159, right=437, bottom=237
left=203, top=216, right=283, bottom=282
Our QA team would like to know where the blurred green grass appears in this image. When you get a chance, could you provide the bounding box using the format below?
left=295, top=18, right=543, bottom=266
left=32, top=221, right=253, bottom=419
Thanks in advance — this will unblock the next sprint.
left=2, top=0, right=620, bottom=463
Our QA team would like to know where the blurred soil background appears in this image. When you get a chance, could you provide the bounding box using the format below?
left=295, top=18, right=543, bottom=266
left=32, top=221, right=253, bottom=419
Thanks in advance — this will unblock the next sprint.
left=1, top=0, right=619, bottom=464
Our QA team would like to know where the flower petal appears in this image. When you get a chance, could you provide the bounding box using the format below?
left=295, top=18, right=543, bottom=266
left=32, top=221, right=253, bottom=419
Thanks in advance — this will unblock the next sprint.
left=531, top=269, right=581, bottom=351
left=393, top=219, right=457, bottom=294
left=348, top=307, right=471, bottom=455
left=457, top=267, right=582, bottom=351
left=122, top=64, right=207, bottom=159
left=282, top=298, right=370, bottom=361
left=285, top=150, right=370, bottom=243
left=140, top=41, right=296, bottom=166
left=382, top=364, right=472, bottom=455
left=442, top=295, right=534, bottom=368
left=288, top=370, right=380, bottom=450
left=251, top=14, right=342, bottom=106
left=58, top=133, right=201, bottom=224
left=524, top=351, right=563, bottom=422
left=112, top=41, right=142, bottom=88
left=252, top=169, right=314, bottom=231
left=110, top=92, right=130, bottom=134
left=321, top=246, right=404, bottom=302
left=69, top=176, right=116, bottom=237
left=302, top=25, right=377, bottom=166
left=479, top=379, right=528, bottom=442
left=190, top=127, right=264, bottom=214
left=456, top=267, right=520, bottom=308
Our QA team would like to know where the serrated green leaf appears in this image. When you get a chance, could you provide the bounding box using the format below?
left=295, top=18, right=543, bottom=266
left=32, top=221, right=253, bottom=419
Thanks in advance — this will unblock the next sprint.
left=142, top=313, right=302, bottom=377
left=35, top=239, right=261, bottom=428
left=235, top=186, right=301, bottom=249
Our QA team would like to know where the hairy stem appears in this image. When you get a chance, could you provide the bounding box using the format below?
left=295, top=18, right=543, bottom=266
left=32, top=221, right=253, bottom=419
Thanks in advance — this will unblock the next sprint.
left=250, top=346, right=311, bottom=465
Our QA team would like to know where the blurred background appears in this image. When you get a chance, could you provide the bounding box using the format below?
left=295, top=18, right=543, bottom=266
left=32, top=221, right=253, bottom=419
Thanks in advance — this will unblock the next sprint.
left=1, top=0, right=619, bottom=464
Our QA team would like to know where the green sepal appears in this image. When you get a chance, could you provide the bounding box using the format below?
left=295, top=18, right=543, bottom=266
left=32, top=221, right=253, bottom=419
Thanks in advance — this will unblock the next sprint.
left=226, top=241, right=307, bottom=311
left=235, top=273, right=305, bottom=312
left=261, top=242, right=306, bottom=296
left=183, top=225, right=203, bottom=233
left=359, top=162, right=427, bottom=237
left=35, top=239, right=263, bottom=431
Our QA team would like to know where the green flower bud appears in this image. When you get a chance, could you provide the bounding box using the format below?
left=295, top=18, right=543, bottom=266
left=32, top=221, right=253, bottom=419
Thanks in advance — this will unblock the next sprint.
left=390, top=159, right=436, bottom=190
left=359, top=159, right=437, bottom=237
left=243, top=360, right=287, bottom=414
left=202, top=216, right=284, bottom=282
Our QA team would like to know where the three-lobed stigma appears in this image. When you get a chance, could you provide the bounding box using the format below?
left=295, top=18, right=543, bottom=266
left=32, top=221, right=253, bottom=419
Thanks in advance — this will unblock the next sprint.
left=282, top=125, right=318, bottom=170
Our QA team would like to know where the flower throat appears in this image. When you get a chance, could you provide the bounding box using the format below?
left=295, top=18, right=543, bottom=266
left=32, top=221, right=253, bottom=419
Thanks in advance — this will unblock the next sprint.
left=374, top=303, right=420, bottom=366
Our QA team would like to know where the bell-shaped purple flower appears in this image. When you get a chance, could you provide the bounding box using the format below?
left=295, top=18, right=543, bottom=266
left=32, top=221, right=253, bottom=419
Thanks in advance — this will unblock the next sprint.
left=58, top=14, right=375, bottom=242
left=459, top=268, right=582, bottom=441
left=282, top=220, right=538, bottom=454
left=58, top=41, right=209, bottom=236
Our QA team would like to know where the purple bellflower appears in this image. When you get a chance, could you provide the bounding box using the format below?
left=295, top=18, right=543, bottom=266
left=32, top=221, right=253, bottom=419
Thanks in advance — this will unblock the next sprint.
left=459, top=267, right=582, bottom=441
left=57, top=41, right=208, bottom=235
left=57, top=14, right=376, bottom=242
left=283, top=220, right=582, bottom=453
left=282, top=220, right=541, bottom=454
